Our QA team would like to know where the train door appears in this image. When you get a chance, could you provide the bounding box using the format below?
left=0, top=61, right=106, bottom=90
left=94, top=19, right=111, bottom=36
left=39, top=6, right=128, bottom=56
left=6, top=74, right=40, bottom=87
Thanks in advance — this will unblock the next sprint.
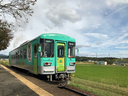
left=57, top=43, right=65, bottom=72
left=33, top=44, right=38, bottom=74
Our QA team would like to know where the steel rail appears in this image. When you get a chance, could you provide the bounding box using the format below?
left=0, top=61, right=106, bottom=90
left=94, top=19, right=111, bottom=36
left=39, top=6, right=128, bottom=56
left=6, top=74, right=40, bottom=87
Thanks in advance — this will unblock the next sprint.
left=60, top=86, right=89, bottom=96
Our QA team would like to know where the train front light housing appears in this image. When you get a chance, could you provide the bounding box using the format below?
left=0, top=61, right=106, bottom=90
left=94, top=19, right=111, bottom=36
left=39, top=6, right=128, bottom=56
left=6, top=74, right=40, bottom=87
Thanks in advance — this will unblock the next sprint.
left=70, top=62, right=75, bottom=66
left=44, top=62, right=52, bottom=66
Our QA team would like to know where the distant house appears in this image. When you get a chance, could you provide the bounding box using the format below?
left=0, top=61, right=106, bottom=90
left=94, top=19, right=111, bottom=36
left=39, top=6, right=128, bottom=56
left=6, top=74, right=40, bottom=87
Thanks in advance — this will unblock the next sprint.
left=113, top=60, right=128, bottom=66
left=88, top=60, right=95, bottom=62
left=97, top=61, right=107, bottom=65
left=0, top=58, right=9, bottom=61
left=4, top=59, right=9, bottom=61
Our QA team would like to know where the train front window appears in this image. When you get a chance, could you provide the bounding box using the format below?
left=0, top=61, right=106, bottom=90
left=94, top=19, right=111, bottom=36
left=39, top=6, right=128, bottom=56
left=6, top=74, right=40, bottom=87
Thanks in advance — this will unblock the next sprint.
left=68, top=42, right=75, bottom=58
left=40, top=39, right=54, bottom=57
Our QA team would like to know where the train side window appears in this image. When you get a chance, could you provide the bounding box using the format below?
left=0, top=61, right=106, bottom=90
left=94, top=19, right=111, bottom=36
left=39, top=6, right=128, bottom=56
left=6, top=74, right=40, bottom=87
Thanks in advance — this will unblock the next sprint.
left=21, top=50, right=24, bottom=59
left=17, top=52, right=19, bottom=59
left=20, top=50, right=22, bottom=59
left=68, top=42, right=75, bottom=58
left=18, top=51, right=19, bottom=59
left=16, top=52, right=18, bottom=59
left=34, top=45, right=37, bottom=58
left=11, top=55, right=12, bottom=59
left=24, top=49, right=27, bottom=59
left=19, top=51, right=20, bottom=59
left=14, top=55, right=15, bottom=59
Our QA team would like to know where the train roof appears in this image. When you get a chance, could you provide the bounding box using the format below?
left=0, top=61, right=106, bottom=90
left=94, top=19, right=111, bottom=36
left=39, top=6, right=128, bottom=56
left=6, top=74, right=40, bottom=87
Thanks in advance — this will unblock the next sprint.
left=39, top=33, right=76, bottom=42
left=10, top=33, right=75, bottom=53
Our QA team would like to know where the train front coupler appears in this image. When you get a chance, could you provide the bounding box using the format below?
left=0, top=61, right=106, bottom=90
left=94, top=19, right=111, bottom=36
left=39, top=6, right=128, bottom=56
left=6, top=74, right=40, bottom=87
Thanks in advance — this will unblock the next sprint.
left=58, top=73, right=71, bottom=87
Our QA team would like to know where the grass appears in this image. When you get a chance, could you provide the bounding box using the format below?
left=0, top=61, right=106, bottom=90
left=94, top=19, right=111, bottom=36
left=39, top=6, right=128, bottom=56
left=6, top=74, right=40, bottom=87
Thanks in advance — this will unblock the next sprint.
left=69, top=62, right=128, bottom=96
left=0, top=60, right=9, bottom=65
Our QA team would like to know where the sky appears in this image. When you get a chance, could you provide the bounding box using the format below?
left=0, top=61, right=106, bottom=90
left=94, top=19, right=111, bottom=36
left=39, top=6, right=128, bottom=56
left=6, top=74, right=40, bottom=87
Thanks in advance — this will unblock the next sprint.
left=0, top=0, right=128, bottom=58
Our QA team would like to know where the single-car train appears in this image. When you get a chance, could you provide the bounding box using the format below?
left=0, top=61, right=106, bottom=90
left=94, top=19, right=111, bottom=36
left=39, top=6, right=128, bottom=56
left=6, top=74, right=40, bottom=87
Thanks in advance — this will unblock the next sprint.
left=9, top=33, right=76, bottom=83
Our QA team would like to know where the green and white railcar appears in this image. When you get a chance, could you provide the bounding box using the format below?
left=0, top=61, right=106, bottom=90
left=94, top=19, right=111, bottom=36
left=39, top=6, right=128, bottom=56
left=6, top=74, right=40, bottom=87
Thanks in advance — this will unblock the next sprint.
left=9, top=33, right=76, bottom=81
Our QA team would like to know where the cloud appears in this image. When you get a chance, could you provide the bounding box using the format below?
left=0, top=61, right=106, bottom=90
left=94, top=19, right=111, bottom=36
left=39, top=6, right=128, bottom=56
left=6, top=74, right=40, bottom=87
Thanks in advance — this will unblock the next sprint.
left=76, top=45, right=91, bottom=48
left=95, top=42, right=103, bottom=45
left=115, top=46, right=128, bottom=49
left=12, top=32, right=26, bottom=48
left=108, top=0, right=128, bottom=4
left=84, top=33, right=108, bottom=39
left=45, top=7, right=81, bottom=26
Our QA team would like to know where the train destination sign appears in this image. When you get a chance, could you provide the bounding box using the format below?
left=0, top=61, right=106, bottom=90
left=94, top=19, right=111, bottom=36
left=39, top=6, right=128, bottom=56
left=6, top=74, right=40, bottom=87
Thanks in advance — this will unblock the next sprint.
left=68, top=42, right=75, bottom=46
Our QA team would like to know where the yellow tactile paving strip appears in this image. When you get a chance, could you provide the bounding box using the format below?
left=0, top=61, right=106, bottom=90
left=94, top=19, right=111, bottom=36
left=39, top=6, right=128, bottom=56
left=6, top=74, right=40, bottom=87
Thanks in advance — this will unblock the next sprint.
left=1, top=65, right=53, bottom=96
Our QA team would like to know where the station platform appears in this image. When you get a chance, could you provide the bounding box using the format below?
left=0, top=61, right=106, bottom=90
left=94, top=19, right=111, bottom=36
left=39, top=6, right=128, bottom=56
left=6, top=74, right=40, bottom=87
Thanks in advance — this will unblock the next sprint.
left=0, top=64, right=54, bottom=96
left=0, top=65, right=39, bottom=96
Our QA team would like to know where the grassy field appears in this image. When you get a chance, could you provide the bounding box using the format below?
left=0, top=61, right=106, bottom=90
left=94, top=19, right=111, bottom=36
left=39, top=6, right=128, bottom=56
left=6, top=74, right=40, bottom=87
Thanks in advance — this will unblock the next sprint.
left=70, top=63, right=128, bottom=96
left=0, top=60, right=9, bottom=65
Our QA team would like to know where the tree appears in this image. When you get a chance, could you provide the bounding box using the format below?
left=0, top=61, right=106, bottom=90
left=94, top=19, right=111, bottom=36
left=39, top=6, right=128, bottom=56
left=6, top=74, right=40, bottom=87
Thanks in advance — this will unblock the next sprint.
left=0, top=20, right=13, bottom=50
left=0, top=0, right=37, bottom=50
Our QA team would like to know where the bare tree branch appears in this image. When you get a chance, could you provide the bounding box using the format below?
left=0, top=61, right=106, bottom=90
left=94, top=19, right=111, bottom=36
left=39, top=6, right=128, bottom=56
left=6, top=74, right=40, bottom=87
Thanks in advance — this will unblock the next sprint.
left=0, top=0, right=37, bottom=50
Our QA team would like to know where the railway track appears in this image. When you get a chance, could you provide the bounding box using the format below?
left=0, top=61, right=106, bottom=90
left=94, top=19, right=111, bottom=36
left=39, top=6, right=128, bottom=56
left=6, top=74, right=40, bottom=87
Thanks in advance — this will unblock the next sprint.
left=59, top=86, right=89, bottom=96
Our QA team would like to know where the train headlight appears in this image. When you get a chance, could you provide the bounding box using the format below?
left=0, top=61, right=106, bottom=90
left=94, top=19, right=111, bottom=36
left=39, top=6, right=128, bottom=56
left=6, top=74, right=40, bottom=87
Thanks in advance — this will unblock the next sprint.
left=70, top=62, right=75, bottom=66
left=44, top=62, right=52, bottom=66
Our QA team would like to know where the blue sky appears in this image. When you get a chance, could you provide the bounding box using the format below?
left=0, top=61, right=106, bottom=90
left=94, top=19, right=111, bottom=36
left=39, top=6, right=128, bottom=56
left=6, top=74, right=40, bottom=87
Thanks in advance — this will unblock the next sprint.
left=1, top=0, right=128, bottom=58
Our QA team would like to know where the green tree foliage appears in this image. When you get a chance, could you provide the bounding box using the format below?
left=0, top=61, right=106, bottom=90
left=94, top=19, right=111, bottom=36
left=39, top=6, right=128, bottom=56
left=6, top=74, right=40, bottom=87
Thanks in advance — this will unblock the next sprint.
left=0, top=0, right=37, bottom=51
left=76, top=56, right=119, bottom=64
left=0, top=20, right=13, bottom=50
